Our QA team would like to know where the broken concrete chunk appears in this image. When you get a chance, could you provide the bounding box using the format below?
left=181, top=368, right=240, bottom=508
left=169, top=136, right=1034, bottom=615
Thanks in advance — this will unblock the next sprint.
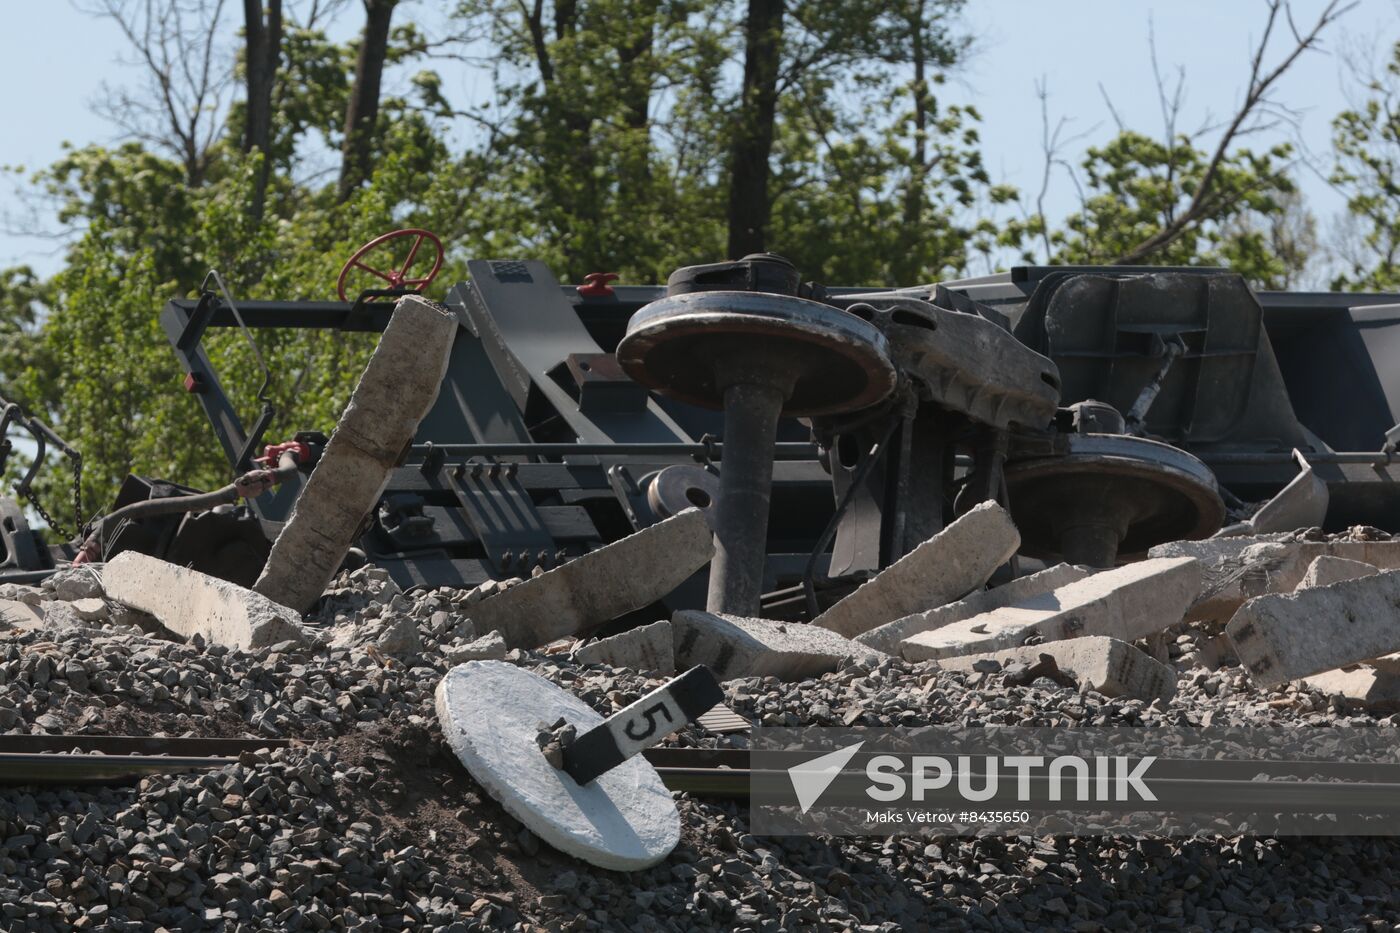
left=103, top=551, right=310, bottom=651
left=1149, top=533, right=1294, bottom=564
left=0, top=599, right=44, bottom=631
left=857, top=563, right=1089, bottom=655
left=329, top=612, right=421, bottom=654
left=1302, top=666, right=1400, bottom=710
left=1227, top=569, right=1400, bottom=687
left=255, top=295, right=457, bottom=613
left=902, top=556, right=1200, bottom=662
left=814, top=501, right=1020, bottom=638
left=673, top=610, right=884, bottom=682
left=444, top=631, right=508, bottom=663
left=0, top=584, right=44, bottom=607
left=70, top=598, right=108, bottom=622
left=469, top=508, right=714, bottom=649
left=1365, top=652, right=1400, bottom=674
left=937, top=636, right=1176, bottom=703
left=575, top=621, right=674, bottom=674
left=45, top=566, right=105, bottom=602
left=1295, top=555, right=1378, bottom=591
left=1156, top=536, right=1400, bottom=621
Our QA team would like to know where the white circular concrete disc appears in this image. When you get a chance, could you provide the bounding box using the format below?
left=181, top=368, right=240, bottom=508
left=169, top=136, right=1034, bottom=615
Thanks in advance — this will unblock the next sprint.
left=435, top=661, right=681, bottom=870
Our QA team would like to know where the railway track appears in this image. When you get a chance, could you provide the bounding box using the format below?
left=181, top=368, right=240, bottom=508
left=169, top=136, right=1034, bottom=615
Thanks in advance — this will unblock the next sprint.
left=0, top=735, right=292, bottom=786
left=3, top=737, right=1398, bottom=818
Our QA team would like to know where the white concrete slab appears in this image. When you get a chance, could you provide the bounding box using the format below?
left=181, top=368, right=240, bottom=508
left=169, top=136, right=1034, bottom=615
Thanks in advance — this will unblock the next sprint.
left=435, top=661, right=679, bottom=870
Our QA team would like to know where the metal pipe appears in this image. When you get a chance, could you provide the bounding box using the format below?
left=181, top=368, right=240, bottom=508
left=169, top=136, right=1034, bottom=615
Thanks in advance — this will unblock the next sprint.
left=1200, top=451, right=1398, bottom=465
left=707, top=380, right=786, bottom=614
left=409, top=442, right=820, bottom=460
left=74, top=451, right=301, bottom=564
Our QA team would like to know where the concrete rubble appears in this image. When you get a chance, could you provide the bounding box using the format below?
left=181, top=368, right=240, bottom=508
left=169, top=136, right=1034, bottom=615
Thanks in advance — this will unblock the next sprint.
left=444, top=630, right=509, bottom=663
left=1302, top=666, right=1400, bottom=711
left=857, top=562, right=1090, bottom=655
left=2, top=510, right=1399, bottom=928
left=1296, top=555, right=1378, bottom=590
left=12, top=389, right=1400, bottom=929
left=101, top=551, right=311, bottom=650
left=1152, top=532, right=1400, bottom=620
left=468, top=507, right=714, bottom=649
left=1227, top=569, right=1400, bottom=686
left=254, top=295, right=458, bottom=614
left=902, top=556, right=1200, bottom=662
left=935, top=636, right=1177, bottom=703
left=673, top=610, right=884, bottom=681
left=575, top=620, right=675, bottom=674
left=814, top=501, right=1020, bottom=638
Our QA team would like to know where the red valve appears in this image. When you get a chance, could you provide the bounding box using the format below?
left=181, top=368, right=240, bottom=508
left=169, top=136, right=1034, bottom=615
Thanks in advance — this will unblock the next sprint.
left=256, top=440, right=312, bottom=466
left=337, top=228, right=445, bottom=302
left=577, top=272, right=619, bottom=297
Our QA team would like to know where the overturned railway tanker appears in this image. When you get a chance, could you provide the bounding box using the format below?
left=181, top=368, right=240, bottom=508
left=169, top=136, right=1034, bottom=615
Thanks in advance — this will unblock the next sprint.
left=5, top=248, right=1400, bottom=629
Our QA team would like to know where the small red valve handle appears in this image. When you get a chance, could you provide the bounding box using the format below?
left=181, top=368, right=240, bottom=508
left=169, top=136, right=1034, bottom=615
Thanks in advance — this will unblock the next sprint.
left=337, top=228, right=445, bottom=302
left=577, top=272, right=620, bottom=297
left=255, top=440, right=312, bottom=467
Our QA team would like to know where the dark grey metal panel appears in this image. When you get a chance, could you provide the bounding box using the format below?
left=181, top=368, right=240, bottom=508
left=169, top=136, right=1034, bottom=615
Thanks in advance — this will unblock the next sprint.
left=1271, top=303, right=1400, bottom=452
left=459, top=260, right=694, bottom=444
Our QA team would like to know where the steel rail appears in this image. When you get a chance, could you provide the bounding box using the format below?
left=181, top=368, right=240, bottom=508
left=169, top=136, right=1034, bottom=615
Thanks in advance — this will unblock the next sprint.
left=644, top=748, right=1400, bottom=809
left=0, top=735, right=293, bottom=757
left=0, top=753, right=238, bottom=786
left=0, top=735, right=295, bottom=787
left=642, top=747, right=1400, bottom=781
left=654, top=767, right=1400, bottom=812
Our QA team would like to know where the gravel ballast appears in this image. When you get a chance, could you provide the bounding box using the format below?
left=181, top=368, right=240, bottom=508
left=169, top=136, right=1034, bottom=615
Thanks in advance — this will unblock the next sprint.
left=0, top=563, right=1396, bottom=931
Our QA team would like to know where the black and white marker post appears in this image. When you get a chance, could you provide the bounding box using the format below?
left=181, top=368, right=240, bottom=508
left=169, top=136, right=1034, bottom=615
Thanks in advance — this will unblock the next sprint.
left=561, top=666, right=726, bottom=785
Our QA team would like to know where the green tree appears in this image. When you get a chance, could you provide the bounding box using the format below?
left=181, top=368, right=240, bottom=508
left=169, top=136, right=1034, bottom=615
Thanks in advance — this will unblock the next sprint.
left=3, top=5, right=484, bottom=527
left=1007, top=0, right=1344, bottom=288
left=1042, top=131, right=1300, bottom=285
left=1331, top=40, right=1400, bottom=289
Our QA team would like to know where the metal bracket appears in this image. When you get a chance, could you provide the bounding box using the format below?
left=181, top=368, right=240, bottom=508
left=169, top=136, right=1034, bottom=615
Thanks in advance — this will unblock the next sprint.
left=447, top=461, right=556, bottom=577
left=0, top=497, right=42, bottom=572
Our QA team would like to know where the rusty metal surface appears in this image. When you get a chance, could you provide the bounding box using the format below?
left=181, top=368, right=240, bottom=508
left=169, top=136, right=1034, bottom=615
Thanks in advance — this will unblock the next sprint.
left=644, top=464, right=721, bottom=521
left=1005, top=433, right=1226, bottom=564
left=842, top=294, right=1061, bottom=430
left=616, top=290, right=897, bottom=417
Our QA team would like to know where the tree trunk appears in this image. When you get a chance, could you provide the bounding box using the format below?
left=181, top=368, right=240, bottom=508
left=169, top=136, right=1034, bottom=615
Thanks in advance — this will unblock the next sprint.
left=726, top=0, right=784, bottom=259
left=617, top=0, right=656, bottom=131
left=338, top=0, right=399, bottom=202
left=243, top=0, right=283, bottom=221
left=902, top=0, right=928, bottom=233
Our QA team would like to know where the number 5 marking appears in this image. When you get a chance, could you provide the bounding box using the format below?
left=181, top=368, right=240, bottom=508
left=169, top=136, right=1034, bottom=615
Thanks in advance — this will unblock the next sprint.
left=623, top=701, right=676, bottom=741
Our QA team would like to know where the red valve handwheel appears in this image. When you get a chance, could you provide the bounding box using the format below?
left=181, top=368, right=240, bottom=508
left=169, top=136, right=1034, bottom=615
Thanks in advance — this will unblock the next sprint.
left=337, top=228, right=444, bottom=302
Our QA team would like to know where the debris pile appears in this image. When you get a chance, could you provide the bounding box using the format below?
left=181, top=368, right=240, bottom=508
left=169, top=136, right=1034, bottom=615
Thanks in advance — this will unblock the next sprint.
left=0, top=507, right=1397, bottom=927
left=3, top=273, right=1400, bottom=927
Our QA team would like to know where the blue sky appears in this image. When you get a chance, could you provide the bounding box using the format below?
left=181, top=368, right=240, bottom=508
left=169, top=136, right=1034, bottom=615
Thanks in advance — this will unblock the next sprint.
left=1, top=0, right=1396, bottom=277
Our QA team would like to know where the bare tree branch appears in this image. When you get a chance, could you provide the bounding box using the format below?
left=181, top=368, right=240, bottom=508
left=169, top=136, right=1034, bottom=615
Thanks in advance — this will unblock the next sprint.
left=1033, top=78, right=1098, bottom=262
left=1113, top=0, right=1355, bottom=265
left=80, top=0, right=233, bottom=185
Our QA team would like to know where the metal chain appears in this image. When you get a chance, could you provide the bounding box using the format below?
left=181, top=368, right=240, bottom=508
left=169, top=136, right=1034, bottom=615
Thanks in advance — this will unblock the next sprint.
left=20, top=454, right=84, bottom=541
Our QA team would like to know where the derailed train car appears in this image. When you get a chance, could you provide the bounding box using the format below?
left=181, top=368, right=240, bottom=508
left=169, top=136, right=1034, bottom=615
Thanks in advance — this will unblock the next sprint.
left=5, top=232, right=1400, bottom=624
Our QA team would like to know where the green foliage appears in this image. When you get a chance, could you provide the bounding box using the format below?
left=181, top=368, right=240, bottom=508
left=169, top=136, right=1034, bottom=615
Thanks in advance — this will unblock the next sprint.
left=1005, top=130, right=1301, bottom=287
left=0, top=0, right=1352, bottom=529
left=1331, top=41, right=1400, bottom=289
